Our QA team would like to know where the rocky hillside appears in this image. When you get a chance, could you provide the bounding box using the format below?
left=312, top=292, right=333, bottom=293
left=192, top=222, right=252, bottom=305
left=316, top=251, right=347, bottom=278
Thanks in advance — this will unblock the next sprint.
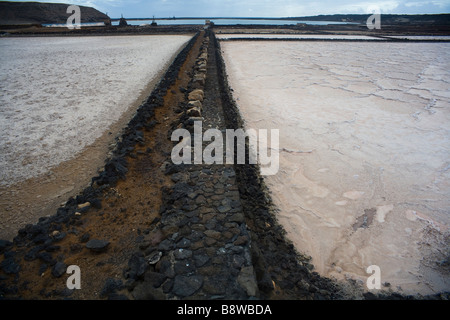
left=0, top=1, right=110, bottom=25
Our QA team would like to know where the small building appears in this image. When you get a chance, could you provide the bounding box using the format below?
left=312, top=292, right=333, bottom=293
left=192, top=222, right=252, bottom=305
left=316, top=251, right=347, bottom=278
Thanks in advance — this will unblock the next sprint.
left=118, top=14, right=128, bottom=27
left=151, top=16, right=157, bottom=26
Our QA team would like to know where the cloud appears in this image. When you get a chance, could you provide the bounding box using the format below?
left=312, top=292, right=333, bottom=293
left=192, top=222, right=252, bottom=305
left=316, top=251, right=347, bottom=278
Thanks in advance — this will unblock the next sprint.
left=6, top=0, right=450, bottom=17
left=334, top=1, right=401, bottom=13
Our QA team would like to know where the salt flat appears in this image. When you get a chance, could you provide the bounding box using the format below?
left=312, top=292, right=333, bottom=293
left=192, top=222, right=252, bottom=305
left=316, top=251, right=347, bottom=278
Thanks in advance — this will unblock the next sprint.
left=221, top=40, right=450, bottom=294
left=0, top=35, right=192, bottom=186
left=217, top=34, right=384, bottom=40
left=386, top=35, right=450, bottom=40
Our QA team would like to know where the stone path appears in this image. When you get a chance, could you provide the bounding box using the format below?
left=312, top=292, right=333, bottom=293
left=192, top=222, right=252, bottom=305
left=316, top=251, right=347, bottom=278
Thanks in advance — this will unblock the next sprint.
left=128, top=32, right=259, bottom=300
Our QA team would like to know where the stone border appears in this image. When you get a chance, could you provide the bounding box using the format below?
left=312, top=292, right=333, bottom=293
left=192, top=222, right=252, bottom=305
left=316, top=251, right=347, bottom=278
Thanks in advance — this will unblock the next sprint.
left=0, top=32, right=200, bottom=298
left=124, top=31, right=260, bottom=300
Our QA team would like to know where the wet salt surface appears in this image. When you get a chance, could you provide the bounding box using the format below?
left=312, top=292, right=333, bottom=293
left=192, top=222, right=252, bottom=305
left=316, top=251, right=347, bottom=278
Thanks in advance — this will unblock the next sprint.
left=222, top=41, right=450, bottom=295
left=217, top=34, right=385, bottom=40
left=0, top=35, right=192, bottom=186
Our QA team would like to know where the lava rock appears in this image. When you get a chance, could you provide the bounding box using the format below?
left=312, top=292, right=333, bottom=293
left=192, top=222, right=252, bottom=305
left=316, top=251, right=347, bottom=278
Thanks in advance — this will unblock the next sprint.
left=0, top=257, right=20, bottom=274
left=100, top=278, right=124, bottom=298
left=90, top=198, right=102, bottom=209
left=52, top=231, right=67, bottom=242
left=0, top=240, right=12, bottom=253
left=127, top=252, right=147, bottom=279
left=52, top=261, right=66, bottom=278
left=172, top=275, right=203, bottom=297
left=37, top=252, right=56, bottom=265
left=24, top=246, right=44, bottom=261
left=80, top=233, right=90, bottom=243
left=86, top=239, right=110, bottom=253
left=174, top=248, right=193, bottom=260
left=144, top=271, right=167, bottom=289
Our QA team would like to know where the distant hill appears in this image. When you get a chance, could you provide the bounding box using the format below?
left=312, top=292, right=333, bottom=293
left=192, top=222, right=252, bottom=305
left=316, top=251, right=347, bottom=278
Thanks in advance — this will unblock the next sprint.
left=0, top=1, right=110, bottom=25
left=286, top=14, right=450, bottom=25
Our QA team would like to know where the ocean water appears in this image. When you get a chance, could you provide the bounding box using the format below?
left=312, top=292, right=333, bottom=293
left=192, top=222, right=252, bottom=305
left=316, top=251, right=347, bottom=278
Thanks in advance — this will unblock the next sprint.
left=111, top=18, right=354, bottom=26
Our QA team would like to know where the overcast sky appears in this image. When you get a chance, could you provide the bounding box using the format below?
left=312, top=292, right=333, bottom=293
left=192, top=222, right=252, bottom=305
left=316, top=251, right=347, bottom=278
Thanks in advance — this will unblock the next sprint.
left=12, top=0, right=450, bottom=18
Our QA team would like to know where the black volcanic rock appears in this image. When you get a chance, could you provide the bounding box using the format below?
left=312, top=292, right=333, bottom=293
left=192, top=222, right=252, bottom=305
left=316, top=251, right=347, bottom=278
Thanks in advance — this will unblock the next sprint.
left=0, top=256, right=21, bottom=274
left=0, top=1, right=110, bottom=26
left=0, top=240, right=12, bottom=253
left=52, top=261, right=66, bottom=278
left=86, top=239, right=110, bottom=253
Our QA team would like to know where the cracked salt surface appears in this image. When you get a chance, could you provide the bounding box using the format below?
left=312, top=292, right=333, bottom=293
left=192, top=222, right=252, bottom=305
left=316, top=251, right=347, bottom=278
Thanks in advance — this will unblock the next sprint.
left=222, top=41, right=450, bottom=295
left=0, top=35, right=192, bottom=186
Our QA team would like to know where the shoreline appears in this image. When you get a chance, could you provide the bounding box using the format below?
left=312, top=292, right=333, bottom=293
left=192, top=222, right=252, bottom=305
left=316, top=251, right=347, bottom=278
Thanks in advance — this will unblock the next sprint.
left=2, top=19, right=450, bottom=37
left=0, top=27, right=448, bottom=300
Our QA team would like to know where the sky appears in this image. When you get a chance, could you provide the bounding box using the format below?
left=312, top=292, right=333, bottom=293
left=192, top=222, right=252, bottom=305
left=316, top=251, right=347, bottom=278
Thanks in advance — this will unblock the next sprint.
left=9, top=0, right=450, bottom=18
